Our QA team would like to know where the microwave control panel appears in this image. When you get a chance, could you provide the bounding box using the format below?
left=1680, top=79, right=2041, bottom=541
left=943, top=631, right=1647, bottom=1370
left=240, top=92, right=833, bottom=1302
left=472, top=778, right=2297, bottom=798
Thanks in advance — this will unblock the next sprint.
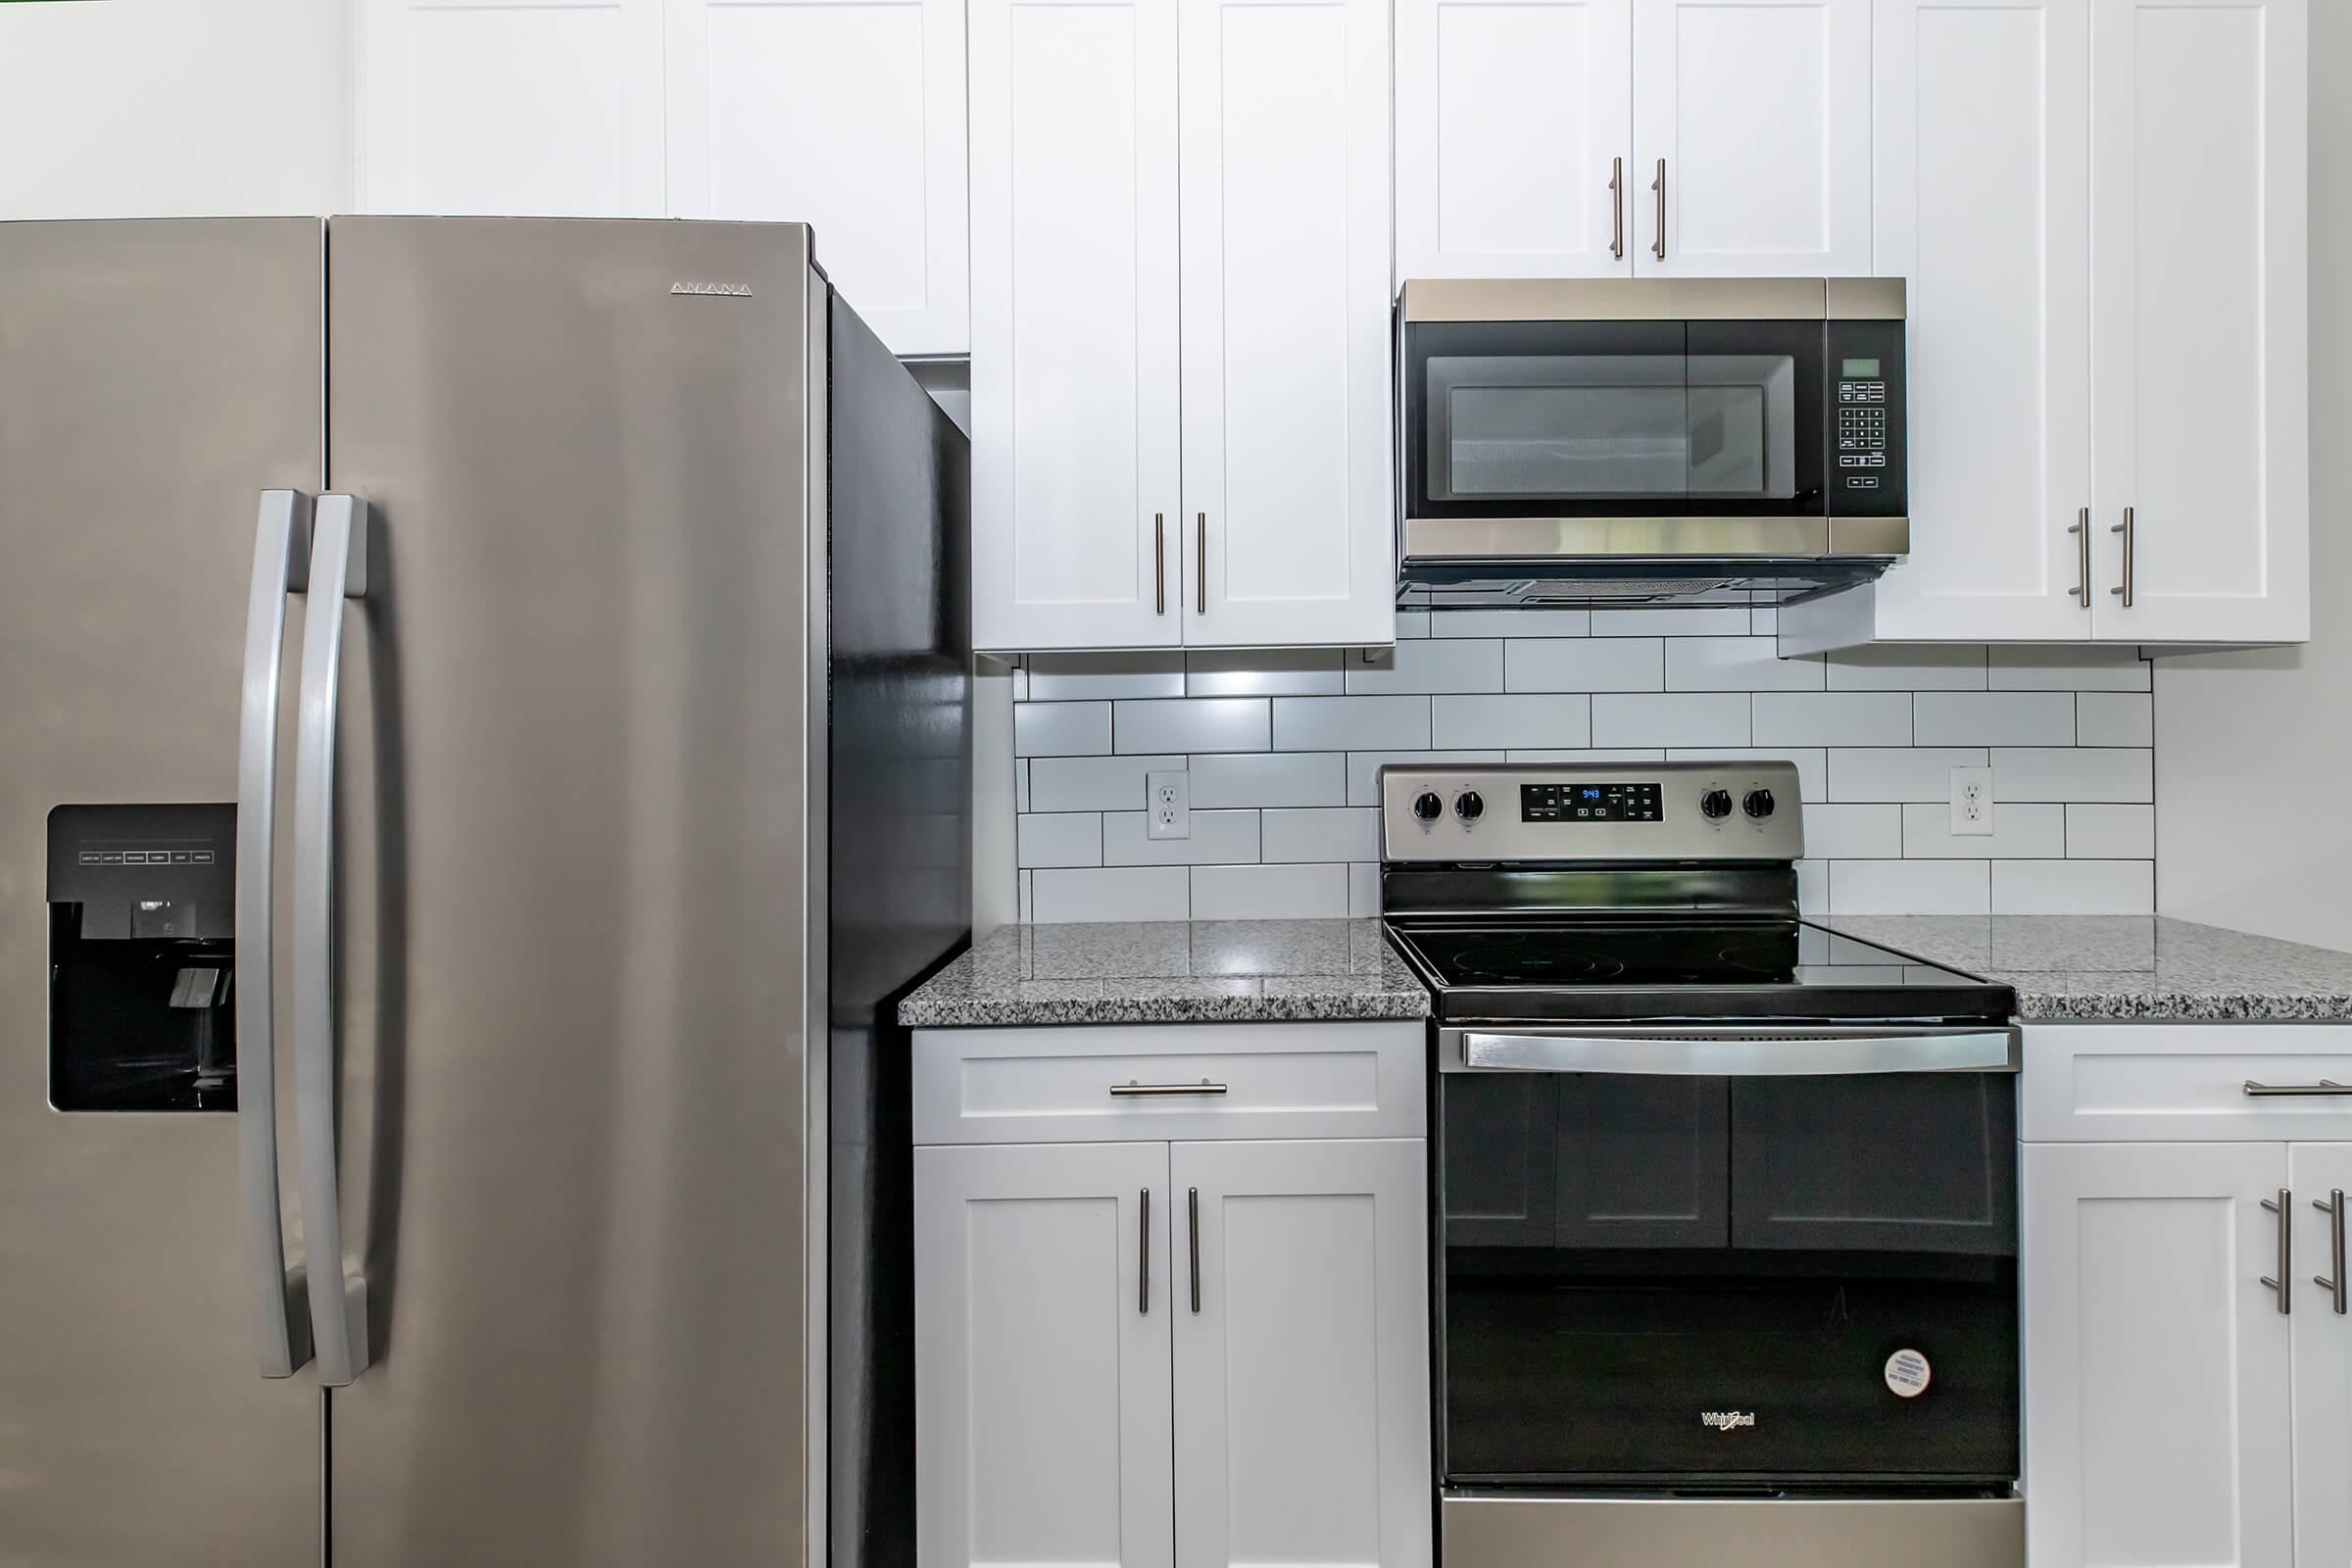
left=1826, top=318, right=1906, bottom=519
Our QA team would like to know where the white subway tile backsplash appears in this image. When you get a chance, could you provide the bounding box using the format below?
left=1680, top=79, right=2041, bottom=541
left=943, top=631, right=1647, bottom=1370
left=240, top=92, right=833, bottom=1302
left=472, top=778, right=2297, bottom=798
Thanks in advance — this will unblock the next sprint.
left=1014, top=759, right=1031, bottom=813
left=2067, top=804, right=2155, bottom=859
left=1591, top=607, right=1752, bottom=637
left=1830, top=859, right=1990, bottom=915
left=1017, top=869, right=1034, bottom=922
left=1014, top=701, right=1112, bottom=757
left=1033, top=866, right=1190, bottom=922
left=1345, top=750, right=1507, bottom=805
left=1187, top=649, right=1346, bottom=697
left=1992, top=747, right=2152, bottom=803
left=1189, top=751, right=1347, bottom=808
left=1190, top=862, right=1348, bottom=919
left=1795, top=858, right=1828, bottom=916
left=1505, top=638, right=1665, bottom=693
left=1347, top=638, right=1504, bottom=694
left=1900, top=802, right=2066, bottom=858
left=1017, top=811, right=1103, bottom=868
left=1024, top=652, right=1187, bottom=701
left=1991, top=859, right=2154, bottom=914
left=1435, top=694, right=1592, bottom=749
left=1348, top=862, right=1381, bottom=916
left=2077, top=692, right=2154, bottom=748
left=1670, top=747, right=1826, bottom=803
left=1912, top=692, right=2076, bottom=746
left=1826, top=747, right=1990, bottom=802
left=1751, top=692, right=1909, bottom=747
left=1802, top=804, right=1903, bottom=858
left=1395, top=611, right=1432, bottom=638
left=1592, top=692, right=1749, bottom=747
left=1514, top=748, right=1670, bottom=764
left=1102, top=808, right=1261, bottom=865
left=1987, top=646, right=2152, bottom=691
left=1825, top=646, right=1986, bottom=691
left=1261, top=807, right=1382, bottom=863
left=1030, top=753, right=1186, bottom=811
left=1116, top=697, right=1269, bottom=755
left=1274, top=695, right=1432, bottom=752
left=1433, top=609, right=1592, bottom=639
left=1666, top=637, right=1824, bottom=692
left=1750, top=607, right=1778, bottom=635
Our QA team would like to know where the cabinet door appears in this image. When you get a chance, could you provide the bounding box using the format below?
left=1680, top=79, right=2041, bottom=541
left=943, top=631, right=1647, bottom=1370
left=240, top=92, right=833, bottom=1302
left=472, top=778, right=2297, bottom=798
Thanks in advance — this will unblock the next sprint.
left=663, top=0, right=968, bottom=354
left=1177, top=0, right=1396, bottom=648
left=2088, top=0, right=2308, bottom=643
left=2292, top=1143, right=2352, bottom=1568
left=2023, top=1143, right=2292, bottom=1568
left=1395, top=0, right=1634, bottom=281
left=1171, top=1139, right=1431, bottom=1568
left=969, top=0, right=1182, bottom=650
left=355, top=0, right=665, bottom=217
left=1865, top=0, right=2091, bottom=642
left=916, top=1143, right=1175, bottom=1568
left=1630, top=0, right=1872, bottom=275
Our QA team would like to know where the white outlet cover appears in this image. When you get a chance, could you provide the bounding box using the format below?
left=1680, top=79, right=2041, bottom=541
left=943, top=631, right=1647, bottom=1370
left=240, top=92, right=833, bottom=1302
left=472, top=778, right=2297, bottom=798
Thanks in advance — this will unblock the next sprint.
left=1146, top=769, right=1190, bottom=841
left=1948, top=765, right=1994, bottom=837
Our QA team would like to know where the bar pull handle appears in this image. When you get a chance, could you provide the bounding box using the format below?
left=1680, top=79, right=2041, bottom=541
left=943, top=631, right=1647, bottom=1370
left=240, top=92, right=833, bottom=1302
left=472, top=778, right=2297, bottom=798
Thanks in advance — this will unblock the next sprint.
left=2317, top=1191, right=2348, bottom=1315
left=1188, top=1188, right=1201, bottom=1314
left=1650, top=159, right=1667, bottom=261
left=2109, top=506, right=2134, bottom=608
left=1608, top=157, right=1625, bottom=261
left=1154, top=513, right=1166, bottom=614
left=2244, top=1079, right=2352, bottom=1097
left=2069, top=509, right=2090, bottom=609
left=1110, top=1079, right=1230, bottom=1098
left=293, top=494, right=373, bottom=1387
left=239, top=490, right=314, bottom=1379
left=1196, top=513, right=1207, bottom=615
left=1138, top=1188, right=1152, bottom=1315
left=2263, top=1190, right=2292, bottom=1314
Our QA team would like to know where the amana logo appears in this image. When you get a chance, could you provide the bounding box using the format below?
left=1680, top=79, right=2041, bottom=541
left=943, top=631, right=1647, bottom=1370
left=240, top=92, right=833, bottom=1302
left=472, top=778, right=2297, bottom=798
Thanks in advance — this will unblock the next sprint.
left=670, top=280, right=754, bottom=298
left=1700, top=1411, right=1757, bottom=1432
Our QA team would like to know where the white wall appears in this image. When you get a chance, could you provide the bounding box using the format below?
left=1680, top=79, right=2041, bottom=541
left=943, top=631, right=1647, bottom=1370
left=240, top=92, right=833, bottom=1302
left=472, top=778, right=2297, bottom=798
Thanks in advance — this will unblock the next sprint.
left=2153, top=0, right=2348, bottom=947
left=0, top=0, right=349, bottom=219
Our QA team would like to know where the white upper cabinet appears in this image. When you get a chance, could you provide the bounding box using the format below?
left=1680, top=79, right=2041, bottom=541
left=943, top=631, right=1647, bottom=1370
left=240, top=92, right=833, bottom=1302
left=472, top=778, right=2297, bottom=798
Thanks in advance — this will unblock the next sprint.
left=2088, top=0, right=2308, bottom=645
left=664, top=0, right=968, bottom=353
left=968, top=0, right=1183, bottom=651
left=1853, top=0, right=2092, bottom=643
left=2293, top=1143, right=2352, bottom=1568
left=357, top=0, right=668, bottom=218
left=1178, top=0, right=1396, bottom=648
left=1630, top=0, right=1873, bottom=276
left=1394, top=0, right=1634, bottom=279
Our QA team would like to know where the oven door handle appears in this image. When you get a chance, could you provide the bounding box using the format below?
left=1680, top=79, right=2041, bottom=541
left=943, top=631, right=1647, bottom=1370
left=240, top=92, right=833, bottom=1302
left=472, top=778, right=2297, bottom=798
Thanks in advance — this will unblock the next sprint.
left=1455, top=1028, right=2021, bottom=1076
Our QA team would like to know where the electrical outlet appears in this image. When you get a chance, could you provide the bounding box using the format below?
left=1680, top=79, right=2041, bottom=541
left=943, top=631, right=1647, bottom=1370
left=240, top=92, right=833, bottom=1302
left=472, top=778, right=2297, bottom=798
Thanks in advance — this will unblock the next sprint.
left=1146, top=770, right=1190, bottom=841
left=1949, top=765, right=1994, bottom=836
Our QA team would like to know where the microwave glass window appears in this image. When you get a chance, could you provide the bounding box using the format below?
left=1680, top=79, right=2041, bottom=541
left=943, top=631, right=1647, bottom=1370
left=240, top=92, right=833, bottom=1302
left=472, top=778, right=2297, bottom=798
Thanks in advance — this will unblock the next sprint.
left=1429, top=351, right=1798, bottom=502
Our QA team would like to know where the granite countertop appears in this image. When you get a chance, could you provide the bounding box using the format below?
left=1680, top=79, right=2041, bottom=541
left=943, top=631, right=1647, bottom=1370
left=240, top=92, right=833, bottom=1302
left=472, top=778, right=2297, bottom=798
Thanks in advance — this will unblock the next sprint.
left=1817, top=914, right=2352, bottom=1023
left=899, top=918, right=1432, bottom=1028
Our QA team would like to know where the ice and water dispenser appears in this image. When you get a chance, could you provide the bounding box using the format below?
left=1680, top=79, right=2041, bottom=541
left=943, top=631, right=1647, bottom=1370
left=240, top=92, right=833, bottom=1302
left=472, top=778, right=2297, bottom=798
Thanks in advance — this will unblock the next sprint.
left=47, top=804, right=237, bottom=1110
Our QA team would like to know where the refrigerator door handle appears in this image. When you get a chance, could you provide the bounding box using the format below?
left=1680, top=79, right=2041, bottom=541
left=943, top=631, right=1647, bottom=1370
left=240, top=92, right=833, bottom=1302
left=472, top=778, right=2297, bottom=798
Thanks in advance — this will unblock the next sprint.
left=293, top=494, right=372, bottom=1387
left=239, top=490, right=315, bottom=1378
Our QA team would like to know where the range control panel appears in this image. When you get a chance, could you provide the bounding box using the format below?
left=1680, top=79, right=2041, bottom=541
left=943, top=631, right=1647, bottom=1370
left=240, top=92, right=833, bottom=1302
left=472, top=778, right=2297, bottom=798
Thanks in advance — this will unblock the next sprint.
left=1380, top=760, right=1804, bottom=863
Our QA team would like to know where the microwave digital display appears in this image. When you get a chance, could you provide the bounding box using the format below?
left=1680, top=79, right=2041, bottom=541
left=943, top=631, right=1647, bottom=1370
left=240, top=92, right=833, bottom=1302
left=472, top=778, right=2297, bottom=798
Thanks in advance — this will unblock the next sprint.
left=1841, top=357, right=1881, bottom=377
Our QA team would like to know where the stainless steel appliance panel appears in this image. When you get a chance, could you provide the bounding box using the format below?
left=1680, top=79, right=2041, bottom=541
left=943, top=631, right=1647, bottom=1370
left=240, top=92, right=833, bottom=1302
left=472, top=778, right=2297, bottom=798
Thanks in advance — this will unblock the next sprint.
left=320, top=218, right=822, bottom=1564
left=0, top=218, right=323, bottom=1565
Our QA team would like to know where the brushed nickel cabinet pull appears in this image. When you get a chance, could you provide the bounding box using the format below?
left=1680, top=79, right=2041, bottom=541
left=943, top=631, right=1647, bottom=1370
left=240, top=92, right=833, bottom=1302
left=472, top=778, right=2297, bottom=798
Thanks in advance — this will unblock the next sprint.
left=2109, top=506, right=2134, bottom=608
left=1154, top=512, right=1166, bottom=614
left=1110, top=1079, right=1229, bottom=1098
left=2263, top=1190, right=2292, bottom=1314
left=1138, top=1188, right=1151, bottom=1315
left=2244, top=1079, right=2352, bottom=1097
left=2318, top=1190, right=2348, bottom=1315
left=1609, top=157, right=1625, bottom=261
left=1650, top=159, right=1667, bottom=261
left=1188, top=1188, right=1201, bottom=1314
left=2069, top=508, right=2090, bottom=609
left=1196, top=513, right=1207, bottom=615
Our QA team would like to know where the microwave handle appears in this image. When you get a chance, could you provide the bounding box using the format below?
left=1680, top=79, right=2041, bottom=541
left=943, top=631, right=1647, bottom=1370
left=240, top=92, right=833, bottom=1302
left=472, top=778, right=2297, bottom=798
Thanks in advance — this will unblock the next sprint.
left=1458, top=1029, right=2020, bottom=1076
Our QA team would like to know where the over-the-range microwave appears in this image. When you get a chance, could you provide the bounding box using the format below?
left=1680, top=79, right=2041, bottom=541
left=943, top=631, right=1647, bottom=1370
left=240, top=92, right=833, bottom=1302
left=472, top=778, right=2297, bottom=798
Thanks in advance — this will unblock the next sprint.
left=1396, top=277, right=1907, bottom=609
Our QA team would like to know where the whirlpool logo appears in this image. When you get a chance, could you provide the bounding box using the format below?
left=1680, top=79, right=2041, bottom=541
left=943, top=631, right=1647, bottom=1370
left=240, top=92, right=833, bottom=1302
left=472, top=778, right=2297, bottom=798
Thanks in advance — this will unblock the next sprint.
left=1700, top=1411, right=1757, bottom=1432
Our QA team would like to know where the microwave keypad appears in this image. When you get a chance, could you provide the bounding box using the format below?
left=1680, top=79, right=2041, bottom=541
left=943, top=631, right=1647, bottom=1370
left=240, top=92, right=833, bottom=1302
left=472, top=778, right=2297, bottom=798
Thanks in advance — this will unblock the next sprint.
left=1838, top=381, right=1888, bottom=474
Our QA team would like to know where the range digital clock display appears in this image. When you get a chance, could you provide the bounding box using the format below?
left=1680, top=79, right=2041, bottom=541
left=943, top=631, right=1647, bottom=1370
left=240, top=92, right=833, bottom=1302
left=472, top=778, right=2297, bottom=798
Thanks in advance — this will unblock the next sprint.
left=1521, top=782, right=1663, bottom=823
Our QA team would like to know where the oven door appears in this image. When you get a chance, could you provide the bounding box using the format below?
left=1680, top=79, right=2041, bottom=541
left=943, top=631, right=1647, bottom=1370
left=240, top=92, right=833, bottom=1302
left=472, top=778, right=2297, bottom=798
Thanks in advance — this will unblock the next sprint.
left=1437, top=1025, right=2021, bottom=1496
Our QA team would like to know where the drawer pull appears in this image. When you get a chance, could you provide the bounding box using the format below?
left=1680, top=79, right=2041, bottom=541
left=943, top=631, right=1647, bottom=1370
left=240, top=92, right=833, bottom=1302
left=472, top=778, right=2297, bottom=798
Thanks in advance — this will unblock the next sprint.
left=1138, top=1188, right=1151, bottom=1315
left=2244, top=1079, right=2352, bottom=1097
left=2318, top=1190, right=2347, bottom=1316
left=2263, top=1190, right=2292, bottom=1315
left=1110, top=1079, right=1230, bottom=1098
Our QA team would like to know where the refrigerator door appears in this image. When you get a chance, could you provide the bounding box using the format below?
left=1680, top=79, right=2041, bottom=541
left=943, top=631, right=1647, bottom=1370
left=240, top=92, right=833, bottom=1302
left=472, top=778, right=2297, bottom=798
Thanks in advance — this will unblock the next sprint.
left=320, top=218, right=825, bottom=1564
left=0, top=219, right=323, bottom=1564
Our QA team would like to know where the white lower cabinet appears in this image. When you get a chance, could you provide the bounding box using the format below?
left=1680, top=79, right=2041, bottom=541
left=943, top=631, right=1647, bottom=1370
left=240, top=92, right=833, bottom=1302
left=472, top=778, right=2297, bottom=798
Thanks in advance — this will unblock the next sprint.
left=2292, top=1142, right=2352, bottom=1568
left=914, top=1025, right=1431, bottom=1568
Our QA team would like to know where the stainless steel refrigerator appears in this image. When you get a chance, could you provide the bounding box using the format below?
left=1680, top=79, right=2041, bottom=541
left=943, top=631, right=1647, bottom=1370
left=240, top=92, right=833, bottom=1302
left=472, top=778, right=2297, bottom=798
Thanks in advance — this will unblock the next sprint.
left=0, top=217, right=971, bottom=1565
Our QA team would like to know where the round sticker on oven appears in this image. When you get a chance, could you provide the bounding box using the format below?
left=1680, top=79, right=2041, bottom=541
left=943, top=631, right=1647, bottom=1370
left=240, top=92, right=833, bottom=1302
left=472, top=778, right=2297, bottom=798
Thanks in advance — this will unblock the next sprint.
left=1885, top=1348, right=1932, bottom=1398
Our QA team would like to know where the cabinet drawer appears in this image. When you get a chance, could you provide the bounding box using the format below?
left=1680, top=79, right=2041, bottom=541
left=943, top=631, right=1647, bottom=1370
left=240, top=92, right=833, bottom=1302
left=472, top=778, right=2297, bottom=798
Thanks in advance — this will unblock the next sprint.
left=2024, top=1023, right=2352, bottom=1143
left=912, top=1022, right=1426, bottom=1145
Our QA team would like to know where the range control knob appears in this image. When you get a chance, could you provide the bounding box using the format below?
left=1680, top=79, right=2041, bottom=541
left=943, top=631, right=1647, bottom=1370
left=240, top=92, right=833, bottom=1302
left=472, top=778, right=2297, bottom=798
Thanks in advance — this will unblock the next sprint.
left=1411, top=791, right=1445, bottom=823
left=1743, top=788, right=1777, bottom=819
left=1455, top=790, right=1486, bottom=822
left=1700, top=788, right=1735, bottom=820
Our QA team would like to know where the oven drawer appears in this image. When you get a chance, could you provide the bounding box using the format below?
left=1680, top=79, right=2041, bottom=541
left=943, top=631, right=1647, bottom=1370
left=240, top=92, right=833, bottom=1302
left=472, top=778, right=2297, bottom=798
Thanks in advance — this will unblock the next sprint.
left=1442, top=1494, right=2022, bottom=1568
left=910, top=1022, right=1425, bottom=1146
left=2023, top=1023, right=2352, bottom=1143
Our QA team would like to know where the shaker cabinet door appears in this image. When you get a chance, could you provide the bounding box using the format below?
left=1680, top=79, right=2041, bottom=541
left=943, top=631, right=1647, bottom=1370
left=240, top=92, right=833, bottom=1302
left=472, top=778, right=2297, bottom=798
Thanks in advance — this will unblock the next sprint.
left=1394, top=0, right=1635, bottom=281
left=2088, top=0, right=2308, bottom=643
left=969, top=0, right=1184, bottom=650
left=2022, top=1143, right=2293, bottom=1568
left=2292, top=1143, right=2352, bottom=1568
left=915, top=1142, right=1176, bottom=1568
left=1630, top=0, right=1872, bottom=276
left=1170, top=1138, right=1431, bottom=1568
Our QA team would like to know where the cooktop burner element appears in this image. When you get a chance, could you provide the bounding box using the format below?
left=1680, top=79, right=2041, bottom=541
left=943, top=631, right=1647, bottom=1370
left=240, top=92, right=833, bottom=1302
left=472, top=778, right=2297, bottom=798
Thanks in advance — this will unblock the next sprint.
left=1406, top=921, right=1797, bottom=988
